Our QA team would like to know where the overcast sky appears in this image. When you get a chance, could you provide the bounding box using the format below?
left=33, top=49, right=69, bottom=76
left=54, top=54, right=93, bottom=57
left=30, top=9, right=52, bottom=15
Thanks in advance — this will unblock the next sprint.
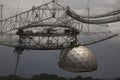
left=0, top=0, right=120, bottom=79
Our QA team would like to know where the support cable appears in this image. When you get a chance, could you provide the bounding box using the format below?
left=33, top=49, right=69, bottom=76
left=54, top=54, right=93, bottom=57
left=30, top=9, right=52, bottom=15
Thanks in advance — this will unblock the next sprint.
left=14, top=53, right=21, bottom=75
left=0, top=1, right=3, bottom=37
left=16, top=0, right=21, bottom=14
left=87, top=0, right=90, bottom=32
left=14, top=0, right=22, bottom=76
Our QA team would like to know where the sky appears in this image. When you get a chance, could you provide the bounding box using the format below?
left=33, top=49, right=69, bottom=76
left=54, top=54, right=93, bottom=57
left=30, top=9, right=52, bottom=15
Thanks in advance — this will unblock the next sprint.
left=0, top=0, right=120, bottom=79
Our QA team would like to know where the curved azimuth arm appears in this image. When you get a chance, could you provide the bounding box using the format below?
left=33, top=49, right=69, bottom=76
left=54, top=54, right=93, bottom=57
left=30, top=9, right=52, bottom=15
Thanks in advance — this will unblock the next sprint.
left=66, top=6, right=120, bottom=19
left=81, top=33, right=118, bottom=46
left=66, top=7, right=120, bottom=24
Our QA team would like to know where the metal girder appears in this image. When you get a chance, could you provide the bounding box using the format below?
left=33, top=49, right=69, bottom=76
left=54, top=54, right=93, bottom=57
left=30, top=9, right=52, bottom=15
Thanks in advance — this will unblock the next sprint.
left=1, top=1, right=66, bottom=33
left=0, top=35, right=79, bottom=50
left=0, top=0, right=118, bottom=50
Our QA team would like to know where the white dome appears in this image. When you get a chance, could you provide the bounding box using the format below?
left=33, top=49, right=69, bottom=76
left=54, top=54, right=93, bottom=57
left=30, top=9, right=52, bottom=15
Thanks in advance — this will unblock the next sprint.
left=58, top=46, right=97, bottom=72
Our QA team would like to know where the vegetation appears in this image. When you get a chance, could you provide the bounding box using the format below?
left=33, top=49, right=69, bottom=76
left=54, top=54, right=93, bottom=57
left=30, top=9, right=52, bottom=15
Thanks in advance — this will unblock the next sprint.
left=0, top=73, right=118, bottom=80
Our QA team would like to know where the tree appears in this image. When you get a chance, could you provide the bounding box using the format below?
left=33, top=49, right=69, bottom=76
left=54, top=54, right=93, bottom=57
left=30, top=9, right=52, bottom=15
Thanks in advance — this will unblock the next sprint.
left=30, top=73, right=49, bottom=80
left=115, top=77, right=120, bottom=80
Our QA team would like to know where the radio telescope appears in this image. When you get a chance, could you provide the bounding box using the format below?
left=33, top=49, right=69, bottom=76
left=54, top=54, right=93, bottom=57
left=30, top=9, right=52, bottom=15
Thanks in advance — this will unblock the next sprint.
left=0, top=0, right=119, bottom=74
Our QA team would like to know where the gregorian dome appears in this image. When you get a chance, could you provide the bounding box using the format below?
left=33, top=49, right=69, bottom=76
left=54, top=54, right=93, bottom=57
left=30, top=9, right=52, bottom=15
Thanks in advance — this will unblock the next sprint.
left=58, top=46, right=97, bottom=72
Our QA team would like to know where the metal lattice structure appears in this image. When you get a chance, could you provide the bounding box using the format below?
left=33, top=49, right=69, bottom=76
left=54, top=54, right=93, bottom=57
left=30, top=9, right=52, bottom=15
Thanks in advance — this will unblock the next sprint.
left=0, top=0, right=119, bottom=75
left=0, top=0, right=82, bottom=51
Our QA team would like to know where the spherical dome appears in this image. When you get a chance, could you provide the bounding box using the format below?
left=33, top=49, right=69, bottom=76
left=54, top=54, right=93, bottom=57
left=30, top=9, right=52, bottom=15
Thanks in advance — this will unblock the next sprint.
left=58, top=46, right=97, bottom=72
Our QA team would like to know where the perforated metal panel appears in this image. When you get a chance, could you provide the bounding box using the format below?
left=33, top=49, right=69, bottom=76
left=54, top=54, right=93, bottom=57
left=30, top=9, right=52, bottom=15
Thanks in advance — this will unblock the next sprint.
left=58, top=46, right=97, bottom=72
